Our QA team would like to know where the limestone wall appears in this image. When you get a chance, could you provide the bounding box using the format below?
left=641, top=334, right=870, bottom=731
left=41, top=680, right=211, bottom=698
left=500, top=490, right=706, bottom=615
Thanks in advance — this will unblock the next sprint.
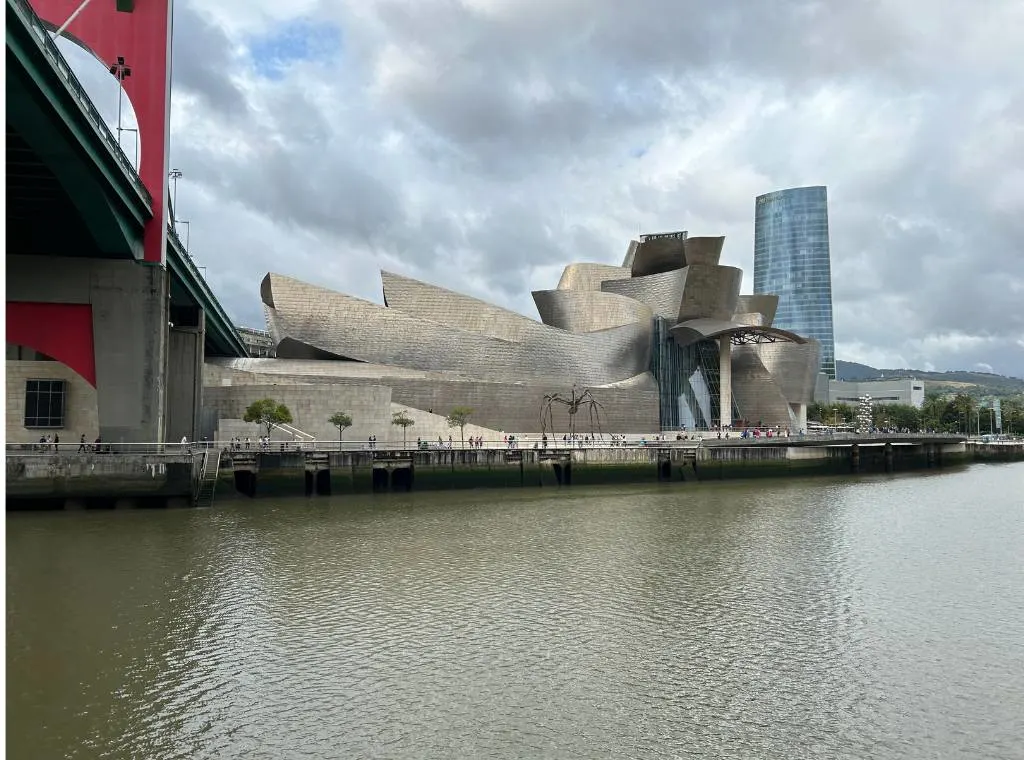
left=387, top=403, right=503, bottom=445
left=6, top=255, right=169, bottom=442
left=203, top=361, right=660, bottom=437
left=203, top=383, right=393, bottom=442
left=5, top=361, right=99, bottom=444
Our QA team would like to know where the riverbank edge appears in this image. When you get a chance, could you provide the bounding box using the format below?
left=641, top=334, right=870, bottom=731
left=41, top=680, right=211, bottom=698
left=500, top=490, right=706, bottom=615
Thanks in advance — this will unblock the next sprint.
left=220, top=444, right=983, bottom=500
left=9, top=440, right=1022, bottom=509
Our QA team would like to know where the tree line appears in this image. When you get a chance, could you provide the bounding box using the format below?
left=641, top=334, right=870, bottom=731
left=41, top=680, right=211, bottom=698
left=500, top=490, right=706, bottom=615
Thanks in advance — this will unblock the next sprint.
left=809, top=392, right=1023, bottom=435
left=243, top=399, right=476, bottom=444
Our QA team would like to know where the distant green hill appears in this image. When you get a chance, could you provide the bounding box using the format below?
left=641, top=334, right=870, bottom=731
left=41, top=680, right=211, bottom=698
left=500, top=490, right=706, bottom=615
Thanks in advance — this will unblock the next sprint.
left=835, top=360, right=1024, bottom=398
left=835, top=360, right=881, bottom=381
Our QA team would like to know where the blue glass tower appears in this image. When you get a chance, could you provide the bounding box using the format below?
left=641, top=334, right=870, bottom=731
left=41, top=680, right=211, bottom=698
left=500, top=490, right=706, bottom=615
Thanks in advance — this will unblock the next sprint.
left=753, top=186, right=836, bottom=379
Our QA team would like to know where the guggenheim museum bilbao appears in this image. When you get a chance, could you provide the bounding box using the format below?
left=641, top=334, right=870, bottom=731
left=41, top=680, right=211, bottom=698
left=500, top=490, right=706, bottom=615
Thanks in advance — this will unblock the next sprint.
left=204, top=231, right=821, bottom=440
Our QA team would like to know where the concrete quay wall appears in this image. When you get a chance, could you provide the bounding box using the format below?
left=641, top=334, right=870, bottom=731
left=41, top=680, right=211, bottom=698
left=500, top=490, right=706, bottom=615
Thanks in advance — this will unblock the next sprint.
left=6, top=453, right=194, bottom=509
left=5, top=438, right=989, bottom=509
left=968, top=441, right=1024, bottom=462
left=222, top=439, right=973, bottom=499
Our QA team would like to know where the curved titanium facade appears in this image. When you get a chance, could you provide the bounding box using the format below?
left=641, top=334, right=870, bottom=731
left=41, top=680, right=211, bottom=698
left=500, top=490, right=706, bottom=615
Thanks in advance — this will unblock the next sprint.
left=600, top=268, right=689, bottom=322
left=532, top=290, right=653, bottom=333
left=263, top=273, right=651, bottom=387
left=238, top=226, right=821, bottom=435
left=381, top=270, right=535, bottom=342
left=753, top=185, right=836, bottom=379
left=557, top=263, right=631, bottom=292
left=735, top=295, right=779, bottom=327
left=736, top=341, right=820, bottom=405
left=629, top=237, right=687, bottom=277
left=676, top=265, right=742, bottom=322
left=681, top=236, right=725, bottom=266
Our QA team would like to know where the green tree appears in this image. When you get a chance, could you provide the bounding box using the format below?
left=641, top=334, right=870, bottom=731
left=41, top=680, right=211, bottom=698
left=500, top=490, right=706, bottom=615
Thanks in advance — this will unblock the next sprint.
left=1001, top=397, right=1023, bottom=435
left=944, top=393, right=978, bottom=434
left=328, top=411, right=353, bottom=441
left=872, top=403, right=921, bottom=432
left=920, top=392, right=948, bottom=432
left=391, top=409, right=415, bottom=447
left=243, top=398, right=294, bottom=438
left=808, top=402, right=829, bottom=423
left=445, top=406, right=474, bottom=448
left=818, top=403, right=855, bottom=427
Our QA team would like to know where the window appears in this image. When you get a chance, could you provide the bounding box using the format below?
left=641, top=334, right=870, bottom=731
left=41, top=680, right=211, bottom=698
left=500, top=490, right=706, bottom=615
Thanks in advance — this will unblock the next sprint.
left=24, top=379, right=67, bottom=428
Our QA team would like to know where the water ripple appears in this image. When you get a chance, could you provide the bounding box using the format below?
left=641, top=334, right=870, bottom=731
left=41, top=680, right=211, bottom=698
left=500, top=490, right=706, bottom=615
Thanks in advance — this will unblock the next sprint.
left=6, top=463, right=1024, bottom=759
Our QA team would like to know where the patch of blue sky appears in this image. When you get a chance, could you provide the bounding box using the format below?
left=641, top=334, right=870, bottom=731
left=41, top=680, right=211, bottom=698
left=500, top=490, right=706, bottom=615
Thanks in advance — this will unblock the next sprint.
left=248, top=18, right=342, bottom=80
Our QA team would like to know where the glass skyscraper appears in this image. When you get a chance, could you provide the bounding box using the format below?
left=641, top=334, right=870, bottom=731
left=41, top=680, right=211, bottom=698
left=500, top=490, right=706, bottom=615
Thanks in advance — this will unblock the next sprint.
left=753, top=185, right=836, bottom=379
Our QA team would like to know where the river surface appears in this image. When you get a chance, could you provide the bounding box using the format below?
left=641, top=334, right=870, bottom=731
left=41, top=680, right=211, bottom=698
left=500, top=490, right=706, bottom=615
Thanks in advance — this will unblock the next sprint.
left=7, top=463, right=1024, bottom=759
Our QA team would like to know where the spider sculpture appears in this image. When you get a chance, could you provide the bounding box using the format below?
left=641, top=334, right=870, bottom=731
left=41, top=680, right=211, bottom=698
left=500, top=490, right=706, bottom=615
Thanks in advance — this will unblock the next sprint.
left=540, top=385, right=605, bottom=440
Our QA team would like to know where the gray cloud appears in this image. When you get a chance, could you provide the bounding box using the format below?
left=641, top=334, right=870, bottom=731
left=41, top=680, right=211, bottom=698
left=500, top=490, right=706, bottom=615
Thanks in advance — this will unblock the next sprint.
left=171, top=3, right=249, bottom=117
left=143, top=0, right=1024, bottom=376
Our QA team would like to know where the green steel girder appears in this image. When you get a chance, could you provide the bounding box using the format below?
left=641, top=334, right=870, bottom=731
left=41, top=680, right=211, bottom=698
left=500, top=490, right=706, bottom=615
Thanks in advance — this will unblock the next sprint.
left=167, top=227, right=248, bottom=358
left=6, top=0, right=152, bottom=259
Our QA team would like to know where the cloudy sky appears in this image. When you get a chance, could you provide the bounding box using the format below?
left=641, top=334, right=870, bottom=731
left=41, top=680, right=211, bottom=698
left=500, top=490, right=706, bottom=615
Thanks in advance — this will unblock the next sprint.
left=58, top=0, right=1024, bottom=376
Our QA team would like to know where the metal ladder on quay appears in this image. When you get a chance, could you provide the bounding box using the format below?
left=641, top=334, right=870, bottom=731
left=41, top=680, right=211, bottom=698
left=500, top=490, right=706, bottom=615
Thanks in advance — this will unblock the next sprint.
left=194, top=449, right=222, bottom=508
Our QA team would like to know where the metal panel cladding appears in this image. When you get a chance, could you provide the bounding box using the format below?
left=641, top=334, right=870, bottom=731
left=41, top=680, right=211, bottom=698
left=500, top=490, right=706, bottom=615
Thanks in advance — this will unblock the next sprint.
left=753, top=186, right=837, bottom=379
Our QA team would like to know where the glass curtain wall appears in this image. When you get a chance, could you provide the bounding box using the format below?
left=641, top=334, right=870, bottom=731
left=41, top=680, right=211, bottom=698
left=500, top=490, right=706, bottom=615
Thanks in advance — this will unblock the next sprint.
left=753, top=186, right=836, bottom=378
left=650, top=318, right=734, bottom=430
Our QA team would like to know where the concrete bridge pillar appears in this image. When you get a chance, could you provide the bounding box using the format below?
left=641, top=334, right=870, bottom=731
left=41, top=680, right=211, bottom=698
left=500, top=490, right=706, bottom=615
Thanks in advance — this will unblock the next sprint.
left=165, top=307, right=205, bottom=442
left=6, top=256, right=169, bottom=444
left=91, top=262, right=169, bottom=443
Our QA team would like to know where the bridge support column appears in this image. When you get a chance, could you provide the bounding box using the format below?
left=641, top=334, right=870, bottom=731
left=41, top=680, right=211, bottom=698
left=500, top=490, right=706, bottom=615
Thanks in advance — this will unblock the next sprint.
left=165, top=307, right=205, bottom=443
left=719, top=337, right=732, bottom=429
left=6, top=256, right=168, bottom=444
left=92, top=263, right=169, bottom=443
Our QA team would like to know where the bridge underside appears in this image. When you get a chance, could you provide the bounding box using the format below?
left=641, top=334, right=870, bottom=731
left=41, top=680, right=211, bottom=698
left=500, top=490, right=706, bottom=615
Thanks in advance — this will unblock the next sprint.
left=5, top=129, right=110, bottom=257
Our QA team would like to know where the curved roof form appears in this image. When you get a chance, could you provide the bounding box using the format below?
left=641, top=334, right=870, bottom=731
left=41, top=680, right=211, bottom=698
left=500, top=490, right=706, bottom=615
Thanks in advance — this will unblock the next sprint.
left=532, top=289, right=653, bottom=333
left=629, top=237, right=687, bottom=277
left=261, top=273, right=651, bottom=386
left=682, top=236, right=725, bottom=266
left=380, top=270, right=534, bottom=342
left=668, top=317, right=806, bottom=347
left=557, top=263, right=631, bottom=292
left=732, top=312, right=768, bottom=328
left=735, top=294, right=779, bottom=326
left=600, top=268, right=688, bottom=321
left=676, top=264, right=743, bottom=322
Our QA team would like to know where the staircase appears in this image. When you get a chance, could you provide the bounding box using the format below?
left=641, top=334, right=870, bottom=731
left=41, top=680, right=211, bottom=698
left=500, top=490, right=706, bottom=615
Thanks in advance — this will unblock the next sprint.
left=194, top=449, right=222, bottom=508
left=276, top=423, right=315, bottom=442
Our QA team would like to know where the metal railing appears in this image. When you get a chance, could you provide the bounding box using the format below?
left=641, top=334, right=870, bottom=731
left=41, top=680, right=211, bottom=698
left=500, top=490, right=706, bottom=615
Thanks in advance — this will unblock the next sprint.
left=5, top=431, right=978, bottom=458
left=9, top=0, right=153, bottom=207
left=5, top=438, right=685, bottom=456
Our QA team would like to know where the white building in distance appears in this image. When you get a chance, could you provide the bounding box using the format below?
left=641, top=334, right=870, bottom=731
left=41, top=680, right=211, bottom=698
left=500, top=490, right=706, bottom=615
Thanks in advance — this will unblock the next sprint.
left=826, top=378, right=925, bottom=409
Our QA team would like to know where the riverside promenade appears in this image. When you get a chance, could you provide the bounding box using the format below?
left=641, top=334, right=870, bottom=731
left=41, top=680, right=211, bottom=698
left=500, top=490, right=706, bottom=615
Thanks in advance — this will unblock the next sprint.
left=8, top=432, right=1013, bottom=510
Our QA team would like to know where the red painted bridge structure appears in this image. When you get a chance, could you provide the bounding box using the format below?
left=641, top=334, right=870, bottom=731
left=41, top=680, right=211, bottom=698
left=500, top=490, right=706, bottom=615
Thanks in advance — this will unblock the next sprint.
left=6, top=0, right=246, bottom=444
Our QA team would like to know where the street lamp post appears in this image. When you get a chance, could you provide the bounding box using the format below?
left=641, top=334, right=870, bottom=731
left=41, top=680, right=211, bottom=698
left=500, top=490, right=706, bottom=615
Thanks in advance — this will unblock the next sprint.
left=107, top=57, right=132, bottom=152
